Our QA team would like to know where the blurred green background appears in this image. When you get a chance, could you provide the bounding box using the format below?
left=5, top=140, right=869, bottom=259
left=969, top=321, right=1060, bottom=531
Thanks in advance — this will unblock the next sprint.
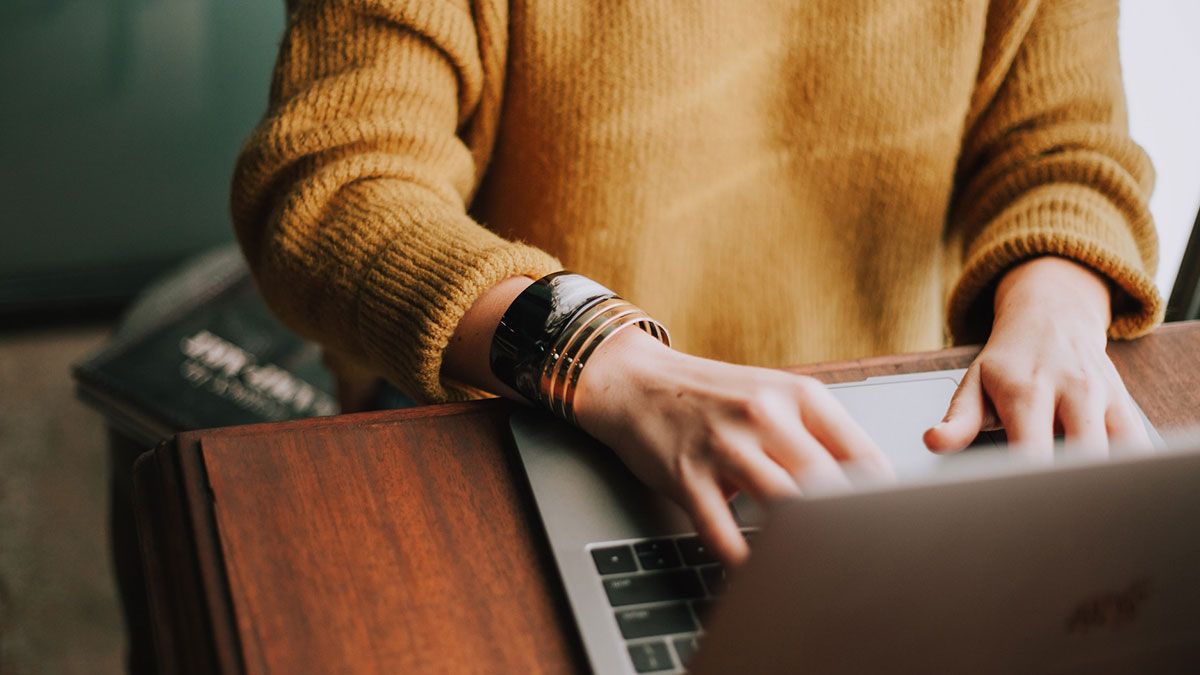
left=0, top=0, right=283, bottom=313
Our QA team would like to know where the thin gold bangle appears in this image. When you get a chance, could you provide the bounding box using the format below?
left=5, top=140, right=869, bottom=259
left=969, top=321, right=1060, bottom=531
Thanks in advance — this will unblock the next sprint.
left=561, top=313, right=657, bottom=425
left=545, top=302, right=641, bottom=419
left=525, top=292, right=669, bottom=423
left=540, top=299, right=633, bottom=410
left=553, top=307, right=645, bottom=420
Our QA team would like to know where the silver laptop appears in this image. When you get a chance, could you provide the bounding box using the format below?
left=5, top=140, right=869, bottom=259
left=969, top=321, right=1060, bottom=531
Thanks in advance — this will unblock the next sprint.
left=509, top=369, right=1195, bottom=673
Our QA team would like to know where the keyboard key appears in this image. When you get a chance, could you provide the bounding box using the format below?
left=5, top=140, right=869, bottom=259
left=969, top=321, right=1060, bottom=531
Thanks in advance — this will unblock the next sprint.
left=603, top=570, right=705, bottom=607
left=675, top=536, right=717, bottom=566
left=591, top=545, right=637, bottom=575
left=691, top=599, right=714, bottom=628
left=616, top=604, right=697, bottom=639
left=634, top=539, right=681, bottom=570
left=673, top=636, right=699, bottom=666
left=699, top=565, right=726, bottom=595
left=628, top=640, right=674, bottom=673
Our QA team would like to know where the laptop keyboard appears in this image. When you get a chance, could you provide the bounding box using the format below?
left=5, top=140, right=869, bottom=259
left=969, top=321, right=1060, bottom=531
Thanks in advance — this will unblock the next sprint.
left=589, top=529, right=756, bottom=673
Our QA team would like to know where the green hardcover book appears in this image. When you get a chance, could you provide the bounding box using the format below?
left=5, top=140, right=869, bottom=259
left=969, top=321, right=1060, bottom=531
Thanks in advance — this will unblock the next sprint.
left=73, top=252, right=339, bottom=446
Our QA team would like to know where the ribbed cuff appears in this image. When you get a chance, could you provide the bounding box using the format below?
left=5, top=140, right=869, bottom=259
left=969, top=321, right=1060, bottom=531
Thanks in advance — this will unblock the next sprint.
left=355, top=205, right=561, bottom=403
left=948, top=187, right=1163, bottom=344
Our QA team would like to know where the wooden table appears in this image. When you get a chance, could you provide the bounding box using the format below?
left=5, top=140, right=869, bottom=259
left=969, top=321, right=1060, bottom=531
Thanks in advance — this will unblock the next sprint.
left=133, top=322, right=1200, bottom=674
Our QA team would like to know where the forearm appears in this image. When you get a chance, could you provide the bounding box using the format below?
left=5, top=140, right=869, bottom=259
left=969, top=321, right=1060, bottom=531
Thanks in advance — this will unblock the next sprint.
left=944, top=0, right=1159, bottom=344
left=442, top=276, right=535, bottom=400
left=233, top=3, right=561, bottom=403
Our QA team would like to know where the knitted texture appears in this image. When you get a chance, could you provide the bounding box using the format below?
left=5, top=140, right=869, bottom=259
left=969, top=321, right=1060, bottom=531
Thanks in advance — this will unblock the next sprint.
left=231, top=0, right=1161, bottom=403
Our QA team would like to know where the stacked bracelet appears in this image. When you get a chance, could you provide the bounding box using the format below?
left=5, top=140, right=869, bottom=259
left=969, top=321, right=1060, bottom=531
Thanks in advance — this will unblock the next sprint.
left=490, top=272, right=670, bottom=424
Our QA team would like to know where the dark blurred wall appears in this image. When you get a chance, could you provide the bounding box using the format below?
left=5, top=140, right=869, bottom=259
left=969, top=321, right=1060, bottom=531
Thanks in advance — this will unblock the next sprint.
left=0, top=0, right=283, bottom=312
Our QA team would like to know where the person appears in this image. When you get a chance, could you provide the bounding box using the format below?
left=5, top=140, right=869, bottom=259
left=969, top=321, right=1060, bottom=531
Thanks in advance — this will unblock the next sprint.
left=231, top=1, right=1161, bottom=567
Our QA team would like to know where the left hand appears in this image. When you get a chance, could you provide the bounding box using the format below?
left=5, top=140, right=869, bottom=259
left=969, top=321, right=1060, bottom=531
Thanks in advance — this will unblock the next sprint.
left=924, top=256, right=1151, bottom=457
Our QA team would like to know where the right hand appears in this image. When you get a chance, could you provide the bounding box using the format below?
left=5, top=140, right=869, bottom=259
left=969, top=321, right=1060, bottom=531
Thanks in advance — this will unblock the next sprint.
left=573, top=328, right=893, bottom=567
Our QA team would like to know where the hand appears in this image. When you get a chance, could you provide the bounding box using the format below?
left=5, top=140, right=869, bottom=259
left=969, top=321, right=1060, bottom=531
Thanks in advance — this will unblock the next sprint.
left=574, top=329, right=893, bottom=567
left=925, top=256, right=1150, bottom=457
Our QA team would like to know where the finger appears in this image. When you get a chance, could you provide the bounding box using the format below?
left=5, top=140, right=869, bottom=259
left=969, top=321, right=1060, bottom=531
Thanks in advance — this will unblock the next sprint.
left=796, top=381, right=893, bottom=477
left=993, top=380, right=1056, bottom=459
left=682, top=477, right=749, bottom=567
left=925, top=365, right=988, bottom=453
left=1056, top=388, right=1109, bottom=456
left=759, top=414, right=856, bottom=492
left=1095, top=357, right=1154, bottom=454
left=718, top=443, right=802, bottom=503
left=1105, top=393, right=1153, bottom=454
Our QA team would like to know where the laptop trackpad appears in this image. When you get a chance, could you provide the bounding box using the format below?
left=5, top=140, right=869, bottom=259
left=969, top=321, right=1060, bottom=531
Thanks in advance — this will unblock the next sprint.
left=828, top=375, right=994, bottom=476
left=734, top=374, right=990, bottom=526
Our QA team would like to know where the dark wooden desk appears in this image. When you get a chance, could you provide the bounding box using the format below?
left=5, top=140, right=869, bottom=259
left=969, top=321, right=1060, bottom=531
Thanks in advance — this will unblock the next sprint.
left=133, top=322, right=1200, bottom=674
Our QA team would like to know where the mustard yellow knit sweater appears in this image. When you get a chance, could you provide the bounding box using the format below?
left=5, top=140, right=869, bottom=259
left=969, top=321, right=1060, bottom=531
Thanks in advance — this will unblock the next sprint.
left=232, top=0, right=1161, bottom=403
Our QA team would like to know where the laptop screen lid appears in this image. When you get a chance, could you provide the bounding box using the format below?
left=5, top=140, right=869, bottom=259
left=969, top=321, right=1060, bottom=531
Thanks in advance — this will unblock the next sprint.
left=693, top=441, right=1200, bottom=675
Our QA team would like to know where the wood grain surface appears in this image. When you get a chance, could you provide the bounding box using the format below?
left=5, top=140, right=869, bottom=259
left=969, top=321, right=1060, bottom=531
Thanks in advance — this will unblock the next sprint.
left=137, top=322, right=1200, bottom=674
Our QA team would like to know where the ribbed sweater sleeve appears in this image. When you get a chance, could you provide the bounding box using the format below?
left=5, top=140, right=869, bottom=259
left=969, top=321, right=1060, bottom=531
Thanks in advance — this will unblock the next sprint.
left=230, top=0, right=560, bottom=402
left=946, top=0, right=1162, bottom=344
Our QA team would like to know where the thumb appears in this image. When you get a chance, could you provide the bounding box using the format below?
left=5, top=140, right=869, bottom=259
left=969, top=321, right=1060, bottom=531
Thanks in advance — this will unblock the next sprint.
left=924, top=366, right=986, bottom=453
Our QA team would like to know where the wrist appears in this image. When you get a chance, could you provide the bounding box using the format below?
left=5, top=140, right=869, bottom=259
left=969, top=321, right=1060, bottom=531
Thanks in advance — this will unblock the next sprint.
left=994, top=256, right=1111, bottom=332
left=486, top=271, right=671, bottom=422
left=573, top=327, right=675, bottom=432
left=444, top=276, right=534, bottom=400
